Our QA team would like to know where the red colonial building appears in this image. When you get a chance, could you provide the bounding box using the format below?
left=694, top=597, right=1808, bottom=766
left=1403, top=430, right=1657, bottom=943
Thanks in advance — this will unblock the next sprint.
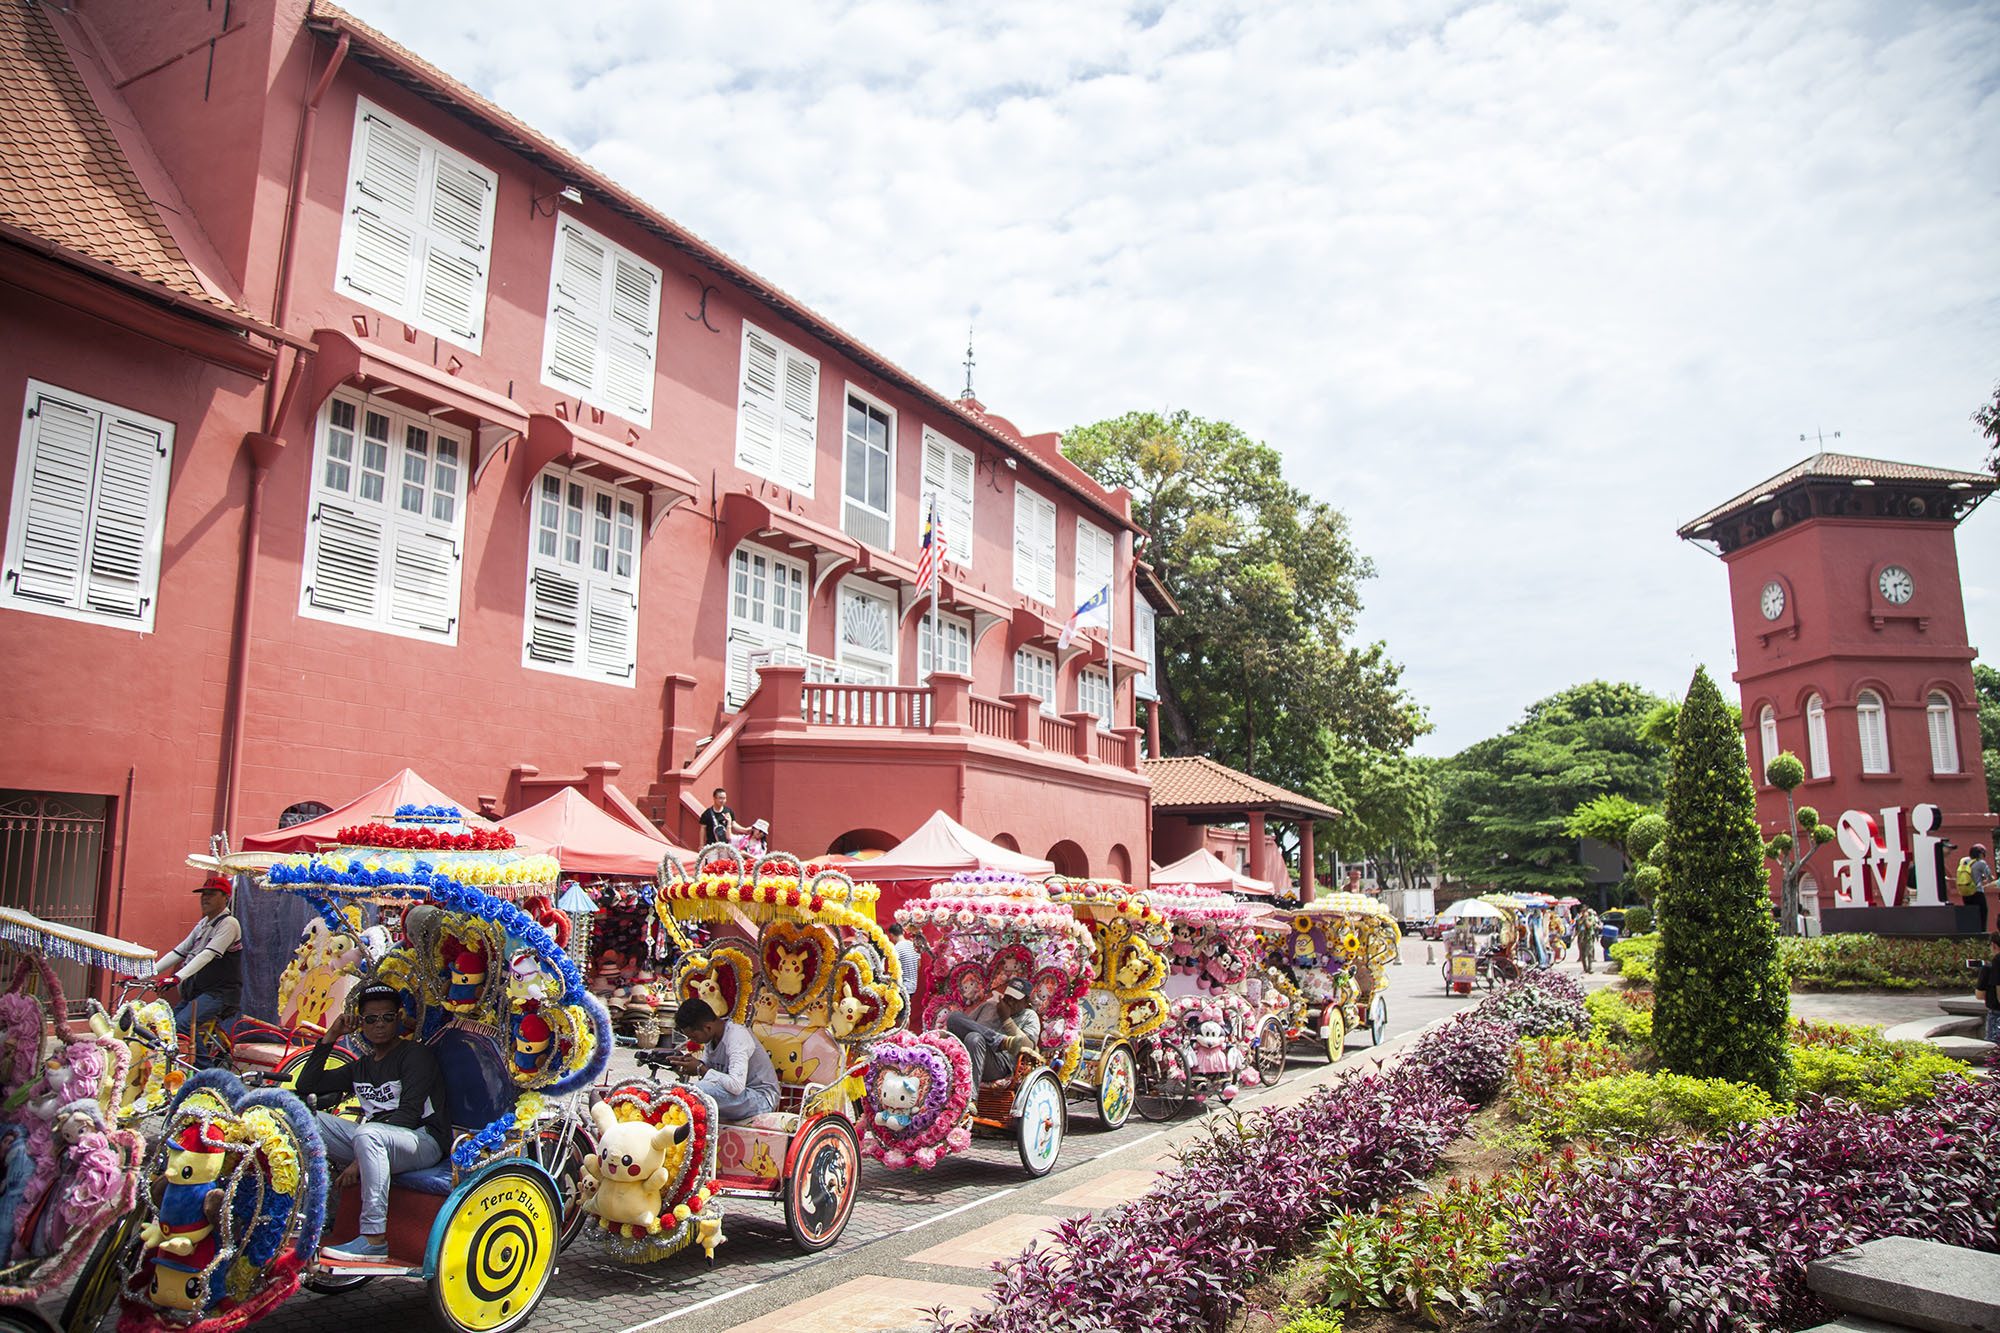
left=1680, top=452, right=1996, bottom=929
left=0, top=0, right=1163, bottom=957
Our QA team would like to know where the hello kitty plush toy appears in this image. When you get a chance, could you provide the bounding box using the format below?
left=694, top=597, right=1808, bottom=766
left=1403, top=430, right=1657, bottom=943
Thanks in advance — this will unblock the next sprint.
left=872, top=1069, right=923, bottom=1133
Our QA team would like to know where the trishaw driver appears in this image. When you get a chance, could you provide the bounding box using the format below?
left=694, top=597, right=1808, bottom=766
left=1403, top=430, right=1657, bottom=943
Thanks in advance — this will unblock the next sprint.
left=152, top=874, right=244, bottom=1036
left=945, top=976, right=1040, bottom=1085
left=671, top=998, right=780, bottom=1121
left=296, top=984, right=450, bottom=1261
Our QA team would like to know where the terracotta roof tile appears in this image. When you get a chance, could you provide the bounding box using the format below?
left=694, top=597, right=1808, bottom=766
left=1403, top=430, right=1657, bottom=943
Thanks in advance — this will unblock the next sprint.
left=1143, top=755, right=1339, bottom=819
left=1680, top=452, right=1995, bottom=535
left=0, top=2, right=234, bottom=311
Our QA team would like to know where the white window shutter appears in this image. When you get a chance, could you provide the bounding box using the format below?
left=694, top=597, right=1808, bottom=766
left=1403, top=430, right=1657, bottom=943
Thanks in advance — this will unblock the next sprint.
left=388, top=523, right=459, bottom=634
left=84, top=416, right=167, bottom=618
left=949, top=442, right=975, bottom=559
left=1035, top=495, right=1057, bottom=603
left=417, top=156, right=492, bottom=342
left=585, top=580, right=638, bottom=680
left=738, top=328, right=781, bottom=474
left=602, top=254, right=659, bottom=418
left=921, top=433, right=946, bottom=522
left=525, top=563, right=581, bottom=666
left=306, top=499, right=384, bottom=619
left=778, top=350, right=818, bottom=491
left=546, top=221, right=605, bottom=392
left=1013, top=489, right=1037, bottom=597
left=10, top=395, right=95, bottom=607
left=344, top=112, right=422, bottom=309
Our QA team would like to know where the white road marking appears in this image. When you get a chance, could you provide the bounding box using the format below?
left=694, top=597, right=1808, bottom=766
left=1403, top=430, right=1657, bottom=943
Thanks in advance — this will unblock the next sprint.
left=615, top=1282, right=761, bottom=1333
left=896, top=1186, right=1019, bottom=1235
left=1089, top=1129, right=1164, bottom=1161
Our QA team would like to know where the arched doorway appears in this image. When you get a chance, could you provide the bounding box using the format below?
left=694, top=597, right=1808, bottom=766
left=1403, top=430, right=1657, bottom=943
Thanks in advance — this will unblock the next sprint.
left=992, top=832, right=1021, bottom=852
left=827, top=828, right=897, bottom=857
left=1106, top=843, right=1132, bottom=883
left=1045, top=839, right=1088, bottom=878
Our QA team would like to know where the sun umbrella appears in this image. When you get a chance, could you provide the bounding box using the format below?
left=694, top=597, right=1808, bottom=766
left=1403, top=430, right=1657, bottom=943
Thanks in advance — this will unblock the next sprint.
left=1437, top=898, right=1504, bottom=921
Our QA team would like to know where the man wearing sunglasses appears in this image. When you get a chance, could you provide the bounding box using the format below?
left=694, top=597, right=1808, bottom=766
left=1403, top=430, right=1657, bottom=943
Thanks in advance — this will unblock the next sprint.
left=295, top=983, right=449, bottom=1261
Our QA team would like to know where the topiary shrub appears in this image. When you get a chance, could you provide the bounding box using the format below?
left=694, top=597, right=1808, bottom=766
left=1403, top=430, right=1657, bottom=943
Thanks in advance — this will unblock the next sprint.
left=1621, top=903, right=1654, bottom=935
left=1547, top=1070, right=1782, bottom=1143
left=1654, top=668, right=1791, bottom=1100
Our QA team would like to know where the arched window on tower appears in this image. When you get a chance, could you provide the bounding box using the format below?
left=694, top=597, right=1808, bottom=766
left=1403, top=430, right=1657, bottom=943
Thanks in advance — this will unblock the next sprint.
left=1758, top=706, right=1779, bottom=776
left=1856, top=690, right=1889, bottom=774
left=1805, top=694, right=1830, bottom=778
left=1927, top=692, right=1959, bottom=774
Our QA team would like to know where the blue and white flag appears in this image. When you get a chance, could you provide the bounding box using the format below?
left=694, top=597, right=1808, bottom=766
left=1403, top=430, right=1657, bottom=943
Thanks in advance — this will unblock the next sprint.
left=1058, top=583, right=1111, bottom=650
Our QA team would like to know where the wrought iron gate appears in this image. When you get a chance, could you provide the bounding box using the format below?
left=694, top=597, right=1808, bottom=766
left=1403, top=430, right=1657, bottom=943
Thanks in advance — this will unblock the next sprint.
left=0, top=789, right=110, bottom=1009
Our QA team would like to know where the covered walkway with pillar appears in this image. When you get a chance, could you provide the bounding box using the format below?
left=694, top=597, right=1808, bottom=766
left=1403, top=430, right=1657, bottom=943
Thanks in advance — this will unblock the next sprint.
left=1142, top=755, right=1339, bottom=902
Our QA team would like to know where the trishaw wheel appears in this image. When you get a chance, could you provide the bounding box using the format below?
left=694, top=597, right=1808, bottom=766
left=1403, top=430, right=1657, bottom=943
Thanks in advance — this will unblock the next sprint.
left=1368, top=995, right=1389, bottom=1046
left=783, top=1116, right=860, bottom=1252
left=429, top=1163, right=559, bottom=1333
left=1253, top=1018, right=1286, bottom=1086
left=1095, top=1044, right=1136, bottom=1130
left=0, top=1306, right=58, bottom=1333
left=1133, top=1046, right=1190, bottom=1123
left=304, top=1270, right=376, bottom=1295
left=1322, top=1006, right=1347, bottom=1063
left=59, top=1209, right=140, bottom=1333
left=1014, top=1070, right=1066, bottom=1177
left=532, top=1121, right=595, bottom=1253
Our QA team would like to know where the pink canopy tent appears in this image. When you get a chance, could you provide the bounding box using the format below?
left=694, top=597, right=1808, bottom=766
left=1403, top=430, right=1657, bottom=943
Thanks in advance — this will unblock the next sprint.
left=843, top=811, right=1055, bottom=920
left=500, top=786, right=687, bottom=878
left=236, top=768, right=514, bottom=854
left=1152, top=847, right=1277, bottom=897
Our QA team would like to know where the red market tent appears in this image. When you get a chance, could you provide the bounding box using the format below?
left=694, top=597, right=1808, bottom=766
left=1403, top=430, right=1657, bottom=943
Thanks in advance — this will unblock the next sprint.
left=1152, top=847, right=1277, bottom=897
left=237, top=767, right=512, bottom=855
left=852, top=811, right=1056, bottom=881
left=500, top=786, right=687, bottom=878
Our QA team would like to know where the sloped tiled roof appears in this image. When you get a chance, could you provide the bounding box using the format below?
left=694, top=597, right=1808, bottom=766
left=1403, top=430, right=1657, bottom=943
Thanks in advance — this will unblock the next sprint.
left=1144, top=755, right=1339, bottom=819
left=306, top=1, right=1137, bottom=532
left=1680, top=452, right=1995, bottom=535
left=0, top=2, right=235, bottom=311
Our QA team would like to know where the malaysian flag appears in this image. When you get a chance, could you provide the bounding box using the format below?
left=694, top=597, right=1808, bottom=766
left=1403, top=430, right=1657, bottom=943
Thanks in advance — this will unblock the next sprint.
left=915, top=496, right=947, bottom=596
left=1058, top=582, right=1111, bottom=650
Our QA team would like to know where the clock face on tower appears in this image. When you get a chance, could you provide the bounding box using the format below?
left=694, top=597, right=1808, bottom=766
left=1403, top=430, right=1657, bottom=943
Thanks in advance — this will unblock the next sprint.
left=1760, top=581, right=1785, bottom=620
left=1878, top=566, right=1915, bottom=605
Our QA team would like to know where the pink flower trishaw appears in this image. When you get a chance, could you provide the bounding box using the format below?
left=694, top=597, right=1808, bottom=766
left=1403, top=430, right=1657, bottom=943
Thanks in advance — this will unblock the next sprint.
left=864, top=873, right=1091, bottom=1177
left=1133, top=886, right=1287, bottom=1120
left=1044, top=878, right=1170, bottom=1131
left=1281, top=892, right=1399, bottom=1058
left=593, top=847, right=904, bottom=1260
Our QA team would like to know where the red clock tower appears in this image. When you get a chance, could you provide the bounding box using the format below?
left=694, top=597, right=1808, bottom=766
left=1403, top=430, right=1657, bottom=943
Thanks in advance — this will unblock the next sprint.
left=1680, top=453, right=1996, bottom=930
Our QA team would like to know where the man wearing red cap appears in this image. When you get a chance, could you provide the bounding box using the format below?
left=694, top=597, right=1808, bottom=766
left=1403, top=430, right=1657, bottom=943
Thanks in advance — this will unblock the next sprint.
left=154, top=875, right=243, bottom=1041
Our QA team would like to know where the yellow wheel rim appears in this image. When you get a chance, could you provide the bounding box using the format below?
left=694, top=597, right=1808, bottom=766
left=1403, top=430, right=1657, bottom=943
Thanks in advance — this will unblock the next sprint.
left=435, top=1169, right=556, bottom=1333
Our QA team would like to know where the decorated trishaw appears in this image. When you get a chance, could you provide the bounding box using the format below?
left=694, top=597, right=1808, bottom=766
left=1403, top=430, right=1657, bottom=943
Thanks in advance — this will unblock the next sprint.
left=1435, top=898, right=1504, bottom=995
left=1044, top=878, right=1169, bottom=1130
left=592, top=847, right=902, bottom=1260
left=87, top=803, right=612, bottom=1333
left=1281, top=893, right=1398, bottom=1058
left=1478, top=894, right=1527, bottom=984
left=1132, top=886, right=1286, bottom=1119
left=0, top=910, right=152, bottom=1333
left=867, top=872, right=1090, bottom=1176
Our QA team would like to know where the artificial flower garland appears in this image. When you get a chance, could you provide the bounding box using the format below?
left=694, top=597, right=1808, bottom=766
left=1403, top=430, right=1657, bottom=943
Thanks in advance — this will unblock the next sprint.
left=859, top=1027, right=974, bottom=1170
left=331, top=822, right=517, bottom=852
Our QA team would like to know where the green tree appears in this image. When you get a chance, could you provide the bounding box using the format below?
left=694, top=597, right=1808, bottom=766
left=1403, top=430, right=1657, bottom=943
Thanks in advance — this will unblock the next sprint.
left=1974, top=662, right=1999, bottom=821
left=1974, top=380, right=2000, bottom=479
left=1654, top=667, right=1791, bottom=1099
left=1436, top=681, right=1670, bottom=891
left=1064, top=410, right=1425, bottom=793
left=1761, top=752, right=1836, bottom=935
left=1313, top=742, right=1440, bottom=892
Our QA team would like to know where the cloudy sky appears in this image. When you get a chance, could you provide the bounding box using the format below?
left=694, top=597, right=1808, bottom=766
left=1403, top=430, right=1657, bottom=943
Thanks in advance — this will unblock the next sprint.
left=347, top=0, right=2000, bottom=753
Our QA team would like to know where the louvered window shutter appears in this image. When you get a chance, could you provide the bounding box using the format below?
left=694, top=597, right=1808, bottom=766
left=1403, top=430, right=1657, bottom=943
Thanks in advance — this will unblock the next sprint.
left=417, top=156, right=492, bottom=343
left=9, top=395, right=95, bottom=607
left=1927, top=696, right=1958, bottom=773
left=585, top=581, right=638, bottom=680
left=1013, top=490, right=1037, bottom=598
left=738, top=328, right=781, bottom=474
left=1036, top=496, right=1057, bottom=603
left=921, top=433, right=946, bottom=531
left=603, top=254, right=659, bottom=419
left=305, top=499, right=384, bottom=619
left=1857, top=694, right=1888, bottom=774
left=388, top=524, right=459, bottom=634
left=525, top=563, right=582, bottom=666
left=546, top=221, right=605, bottom=393
left=778, top=350, right=818, bottom=491
left=344, top=112, right=422, bottom=310
left=948, top=442, right=975, bottom=561
left=85, top=416, right=167, bottom=618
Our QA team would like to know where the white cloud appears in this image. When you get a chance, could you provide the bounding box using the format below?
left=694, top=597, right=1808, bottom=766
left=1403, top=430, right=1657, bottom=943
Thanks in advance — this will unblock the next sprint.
left=346, top=0, right=2000, bottom=751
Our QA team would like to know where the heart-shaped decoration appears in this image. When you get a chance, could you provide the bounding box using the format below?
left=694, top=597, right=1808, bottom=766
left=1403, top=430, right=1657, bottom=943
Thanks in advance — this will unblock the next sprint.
left=944, top=961, right=988, bottom=1010
left=1101, top=922, right=1166, bottom=994
left=860, top=1029, right=973, bottom=1170
left=675, top=947, right=753, bottom=1024
left=121, top=1068, right=327, bottom=1331
left=587, top=1079, right=721, bottom=1263
left=1122, top=994, right=1167, bottom=1041
left=760, top=922, right=834, bottom=1015
left=1027, top=965, right=1072, bottom=1027
left=828, top=950, right=898, bottom=1040
left=988, top=943, right=1034, bottom=993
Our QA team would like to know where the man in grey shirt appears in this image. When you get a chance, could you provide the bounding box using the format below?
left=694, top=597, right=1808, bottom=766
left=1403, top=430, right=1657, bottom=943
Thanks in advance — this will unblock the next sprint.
left=671, top=998, right=780, bottom=1121
left=944, top=976, right=1041, bottom=1086
left=887, top=923, right=920, bottom=1009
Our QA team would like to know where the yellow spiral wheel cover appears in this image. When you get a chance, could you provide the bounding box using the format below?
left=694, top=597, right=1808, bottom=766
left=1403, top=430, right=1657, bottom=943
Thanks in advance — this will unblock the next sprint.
left=434, top=1169, right=557, bottom=1333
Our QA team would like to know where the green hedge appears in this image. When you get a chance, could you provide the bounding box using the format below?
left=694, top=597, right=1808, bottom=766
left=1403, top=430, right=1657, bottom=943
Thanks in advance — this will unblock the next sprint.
left=1608, top=933, right=1657, bottom=985
left=1791, top=1044, right=1971, bottom=1109
left=1549, top=1071, right=1781, bottom=1142
left=1778, top=933, right=1979, bottom=990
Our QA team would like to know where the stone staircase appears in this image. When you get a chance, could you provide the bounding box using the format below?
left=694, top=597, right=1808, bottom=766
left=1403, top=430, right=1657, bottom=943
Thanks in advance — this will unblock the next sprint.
left=1802, top=1237, right=2000, bottom=1332
left=1883, top=998, right=1996, bottom=1062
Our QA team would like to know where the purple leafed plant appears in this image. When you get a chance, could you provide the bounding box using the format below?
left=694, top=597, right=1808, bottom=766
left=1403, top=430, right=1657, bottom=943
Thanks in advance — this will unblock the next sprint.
left=1396, top=1012, right=1519, bottom=1104
left=1482, top=1077, right=2000, bottom=1332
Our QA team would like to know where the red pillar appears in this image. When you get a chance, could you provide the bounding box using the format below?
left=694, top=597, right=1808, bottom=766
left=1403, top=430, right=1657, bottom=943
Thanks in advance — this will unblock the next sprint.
left=1247, top=811, right=1269, bottom=886
left=1298, top=818, right=1315, bottom=904
left=1145, top=700, right=1161, bottom=758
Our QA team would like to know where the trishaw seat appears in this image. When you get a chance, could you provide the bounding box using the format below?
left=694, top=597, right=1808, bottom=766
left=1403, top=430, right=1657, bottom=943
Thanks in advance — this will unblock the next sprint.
left=392, top=1160, right=457, bottom=1195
